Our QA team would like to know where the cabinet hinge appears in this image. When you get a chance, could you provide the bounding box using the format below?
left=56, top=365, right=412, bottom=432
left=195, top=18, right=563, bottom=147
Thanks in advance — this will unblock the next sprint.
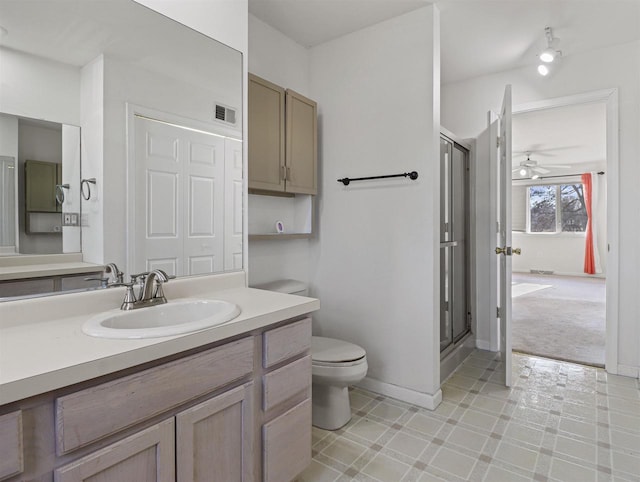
left=467, top=312, right=472, bottom=329
left=497, top=136, right=501, bottom=148
left=496, top=306, right=501, bottom=318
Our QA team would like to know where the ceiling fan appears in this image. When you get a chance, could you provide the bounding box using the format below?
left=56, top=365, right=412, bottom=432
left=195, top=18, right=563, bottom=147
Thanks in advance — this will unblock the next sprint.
left=512, top=153, right=570, bottom=179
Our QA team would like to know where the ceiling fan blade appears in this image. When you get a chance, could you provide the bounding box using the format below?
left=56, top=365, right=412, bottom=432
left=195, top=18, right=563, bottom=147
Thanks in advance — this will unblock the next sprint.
left=512, top=167, right=521, bottom=172
left=533, top=167, right=551, bottom=174
left=544, top=164, right=571, bottom=169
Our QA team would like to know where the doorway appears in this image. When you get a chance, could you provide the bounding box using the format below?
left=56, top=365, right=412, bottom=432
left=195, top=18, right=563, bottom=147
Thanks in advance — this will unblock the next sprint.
left=510, top=90, right=619, bottom=370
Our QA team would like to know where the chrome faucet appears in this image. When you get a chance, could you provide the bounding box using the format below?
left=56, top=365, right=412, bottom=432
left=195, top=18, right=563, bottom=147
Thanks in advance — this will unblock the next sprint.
left=105, top=263, right=124, bottom=284
left=139, top=270, right=169, bottom=304
left=105, top=267, right=171, bottom=310
left=85, top=262, right=123, bottom=288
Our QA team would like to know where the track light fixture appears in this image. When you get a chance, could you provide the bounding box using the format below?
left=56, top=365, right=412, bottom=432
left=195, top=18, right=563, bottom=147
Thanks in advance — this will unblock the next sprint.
left=537, top=27, right=561, bottom=76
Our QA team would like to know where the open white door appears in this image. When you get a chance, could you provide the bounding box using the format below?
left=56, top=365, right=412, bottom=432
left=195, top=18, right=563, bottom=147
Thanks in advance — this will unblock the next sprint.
left=498, top=85, right=513, bottom=387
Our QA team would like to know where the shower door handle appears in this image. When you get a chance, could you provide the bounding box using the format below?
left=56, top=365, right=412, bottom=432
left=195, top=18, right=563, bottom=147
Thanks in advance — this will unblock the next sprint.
left=440, top=241, right=458, bottom=248
left=496, top=246, right=522, bottom=255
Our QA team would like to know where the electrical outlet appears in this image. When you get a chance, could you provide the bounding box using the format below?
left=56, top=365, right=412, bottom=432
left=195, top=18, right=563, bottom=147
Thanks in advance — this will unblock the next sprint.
left=62, top=212, right=80, bottom=226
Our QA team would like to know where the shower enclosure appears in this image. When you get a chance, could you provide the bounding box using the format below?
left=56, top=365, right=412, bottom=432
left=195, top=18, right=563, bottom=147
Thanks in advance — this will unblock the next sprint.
left=440, top=134, right=471, bottom=355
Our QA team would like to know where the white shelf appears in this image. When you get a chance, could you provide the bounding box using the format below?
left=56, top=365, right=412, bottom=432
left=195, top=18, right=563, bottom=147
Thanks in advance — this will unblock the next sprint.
left=248, top=193, right=312, bottom=238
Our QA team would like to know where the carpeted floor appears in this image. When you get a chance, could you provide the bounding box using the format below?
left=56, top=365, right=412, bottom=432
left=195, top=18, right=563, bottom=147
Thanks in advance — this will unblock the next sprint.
left=512, top=273, right=606, bottom=367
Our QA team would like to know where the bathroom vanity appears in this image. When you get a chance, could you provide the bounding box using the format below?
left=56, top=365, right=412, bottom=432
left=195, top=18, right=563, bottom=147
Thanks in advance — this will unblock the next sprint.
left=0, top=272, right=318, bottom=481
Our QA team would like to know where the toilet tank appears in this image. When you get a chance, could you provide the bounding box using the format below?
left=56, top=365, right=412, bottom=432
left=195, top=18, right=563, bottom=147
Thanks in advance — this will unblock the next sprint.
left=251, top=279, right=308, bottom=296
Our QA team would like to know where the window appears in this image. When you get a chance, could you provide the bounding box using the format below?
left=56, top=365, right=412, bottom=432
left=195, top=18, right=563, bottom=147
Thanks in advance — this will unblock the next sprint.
left=528, top=183, right=587, bottom=233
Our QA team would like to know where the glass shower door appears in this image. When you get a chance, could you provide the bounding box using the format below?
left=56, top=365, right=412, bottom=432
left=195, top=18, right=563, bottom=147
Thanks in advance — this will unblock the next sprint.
left=440, top=136, right=470, bottom=353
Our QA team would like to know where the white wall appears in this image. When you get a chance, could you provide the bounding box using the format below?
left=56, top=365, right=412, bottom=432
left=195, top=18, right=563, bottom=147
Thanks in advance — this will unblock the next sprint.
left=308, top=7, right=442, bottom=407
left=80, top=56, right=105, bottom=265
left=442, top=40, right=640, bottom=374
left=0, top=114, right=18, bottom=250
left=248, top=14, right=310, bottom=93
left=0, top=48, right=80, bottom=126
left=247, top=13, right=313, bottom=287
left=62, top=125, right=81, bottom=253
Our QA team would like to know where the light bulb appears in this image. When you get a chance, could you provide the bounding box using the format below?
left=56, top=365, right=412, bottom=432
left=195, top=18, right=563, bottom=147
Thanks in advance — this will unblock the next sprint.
left=537, top=64, right=549, bottom=76
left=539, top=48, right=556, bottom=63
left=519, top=168, right=528, bottom=176
left=531, top=174, right=540, bottom=180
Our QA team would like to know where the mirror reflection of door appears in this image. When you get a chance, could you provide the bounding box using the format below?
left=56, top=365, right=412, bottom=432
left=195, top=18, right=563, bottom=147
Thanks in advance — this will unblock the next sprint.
left=132, top=114, right=242, bottom=277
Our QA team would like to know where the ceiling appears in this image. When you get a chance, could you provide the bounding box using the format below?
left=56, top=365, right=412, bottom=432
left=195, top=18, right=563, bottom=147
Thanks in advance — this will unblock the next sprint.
left=512, top=102, right=606, bottom=174
left=248, top=0, right=640, bottom=83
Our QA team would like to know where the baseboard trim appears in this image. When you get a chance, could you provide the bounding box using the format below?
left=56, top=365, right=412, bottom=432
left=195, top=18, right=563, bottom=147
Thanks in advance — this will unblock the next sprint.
left=616, top=364, right=639, bottom=378
left=513, top=269, right=606, bottom=279
left=356, top=377, right=442, bottom=410
left=476, top=340, right=494, bottom=351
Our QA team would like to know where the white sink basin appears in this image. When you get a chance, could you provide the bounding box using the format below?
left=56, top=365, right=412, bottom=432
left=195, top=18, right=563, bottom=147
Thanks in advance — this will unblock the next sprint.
left=82, top=299, right=241, bottom=339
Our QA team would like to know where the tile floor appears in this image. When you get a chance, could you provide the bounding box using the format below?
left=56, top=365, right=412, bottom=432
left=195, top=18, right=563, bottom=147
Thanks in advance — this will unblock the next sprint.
left=296, top=351, right=640, bottom=482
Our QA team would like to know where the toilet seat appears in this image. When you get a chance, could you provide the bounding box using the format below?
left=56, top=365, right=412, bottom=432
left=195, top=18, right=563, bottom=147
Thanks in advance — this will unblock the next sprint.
left=312, top=336, right=366, bottom=364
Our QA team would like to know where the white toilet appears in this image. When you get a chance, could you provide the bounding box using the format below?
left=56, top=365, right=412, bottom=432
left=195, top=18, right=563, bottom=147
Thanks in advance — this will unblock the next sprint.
left=253, top=279, right=368, bottom=430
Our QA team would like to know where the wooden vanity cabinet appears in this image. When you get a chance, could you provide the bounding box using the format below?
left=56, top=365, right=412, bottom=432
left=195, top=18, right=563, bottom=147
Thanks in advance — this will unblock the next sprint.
left=248, top=74, right=317, bottom=195
left=55, top=384, right=254, bottom=482
left=1, top=316, right=312, bottom=482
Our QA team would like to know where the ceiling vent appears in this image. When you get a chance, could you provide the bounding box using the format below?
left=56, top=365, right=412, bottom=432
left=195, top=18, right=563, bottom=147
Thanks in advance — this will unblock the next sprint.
left=215, top=103, right=236, bottom=125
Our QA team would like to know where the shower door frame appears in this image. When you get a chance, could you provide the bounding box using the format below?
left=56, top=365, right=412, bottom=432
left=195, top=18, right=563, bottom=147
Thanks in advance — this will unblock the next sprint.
left=440, top=131, right=473, bottom=358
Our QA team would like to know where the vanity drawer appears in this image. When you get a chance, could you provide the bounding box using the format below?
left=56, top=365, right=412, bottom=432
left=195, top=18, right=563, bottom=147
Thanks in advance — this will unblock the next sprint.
left=262, top=398, right=311, bottom=482
left=56, top=336, right=254, bottom=455
left=0, top=410, right=23, bottom=480
left=262, top=355, right=311, bottom=411
left=263, top=317, right=311, bottom=368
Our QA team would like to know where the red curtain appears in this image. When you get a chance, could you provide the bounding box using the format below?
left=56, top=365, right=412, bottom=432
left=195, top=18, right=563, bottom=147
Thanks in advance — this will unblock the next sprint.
left=582, top=173, right=595, bottom=274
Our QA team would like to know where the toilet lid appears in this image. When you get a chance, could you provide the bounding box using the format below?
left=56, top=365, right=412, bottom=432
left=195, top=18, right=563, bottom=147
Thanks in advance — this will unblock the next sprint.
left=311, top=336, right=366, bottom=363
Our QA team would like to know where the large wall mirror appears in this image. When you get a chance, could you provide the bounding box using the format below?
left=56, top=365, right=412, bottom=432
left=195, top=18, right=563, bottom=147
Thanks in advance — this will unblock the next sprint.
left=0, top=0, right=243, bottom=288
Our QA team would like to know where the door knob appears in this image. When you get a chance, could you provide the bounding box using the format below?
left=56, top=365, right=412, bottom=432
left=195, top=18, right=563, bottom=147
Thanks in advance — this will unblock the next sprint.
left=513, top=248, right=522, bottom=255
left=495, top=247, right=507, bottom=255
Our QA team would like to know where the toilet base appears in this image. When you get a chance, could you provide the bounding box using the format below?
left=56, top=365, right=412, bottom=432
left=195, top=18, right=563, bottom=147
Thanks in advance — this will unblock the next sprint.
left=312, top=383, right=352, bottom=430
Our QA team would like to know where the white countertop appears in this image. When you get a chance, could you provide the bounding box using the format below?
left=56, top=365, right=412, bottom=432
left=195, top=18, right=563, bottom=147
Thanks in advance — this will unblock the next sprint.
left=0, top=253, right=103, bottom=281
left=0, top=261, right=104, bottom=281
left=0, top=272, right=319, bottom=405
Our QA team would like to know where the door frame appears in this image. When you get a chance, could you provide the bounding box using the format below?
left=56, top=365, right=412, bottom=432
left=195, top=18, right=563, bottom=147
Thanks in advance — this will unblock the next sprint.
left=512, top=88, right=619, bottom=374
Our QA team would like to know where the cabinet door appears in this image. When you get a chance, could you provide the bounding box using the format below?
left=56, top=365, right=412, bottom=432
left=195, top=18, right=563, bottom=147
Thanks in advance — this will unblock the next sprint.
left=176, top=383, right=253, bottom=482
left=0, top=411, right=23, bottom=480
left=285, top=90, right=317, bottom=195
left=25, top=160, right=58, bottom=212
left=54, top=419, right=175, bottom=482
left=263, top=398, right=311, bottom=482
left=248, top=74, right=285, bottom=192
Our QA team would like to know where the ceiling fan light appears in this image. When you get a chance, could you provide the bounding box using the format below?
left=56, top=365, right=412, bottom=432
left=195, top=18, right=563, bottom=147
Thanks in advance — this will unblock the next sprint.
left=537, top=64, right=550, bottom=76
left=519, top=168, right=528, bottom=176
left=539, top=48, right=556, bottom=63
left=531, top=173, right=540, bottom=180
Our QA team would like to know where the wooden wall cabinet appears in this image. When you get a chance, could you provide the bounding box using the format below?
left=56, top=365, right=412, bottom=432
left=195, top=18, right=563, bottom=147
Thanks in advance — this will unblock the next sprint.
left=248, top=74, right=317, bottom=195
left=25, top=160, right=61, bottom=213
left=1, top=317, right=312, bottom=482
